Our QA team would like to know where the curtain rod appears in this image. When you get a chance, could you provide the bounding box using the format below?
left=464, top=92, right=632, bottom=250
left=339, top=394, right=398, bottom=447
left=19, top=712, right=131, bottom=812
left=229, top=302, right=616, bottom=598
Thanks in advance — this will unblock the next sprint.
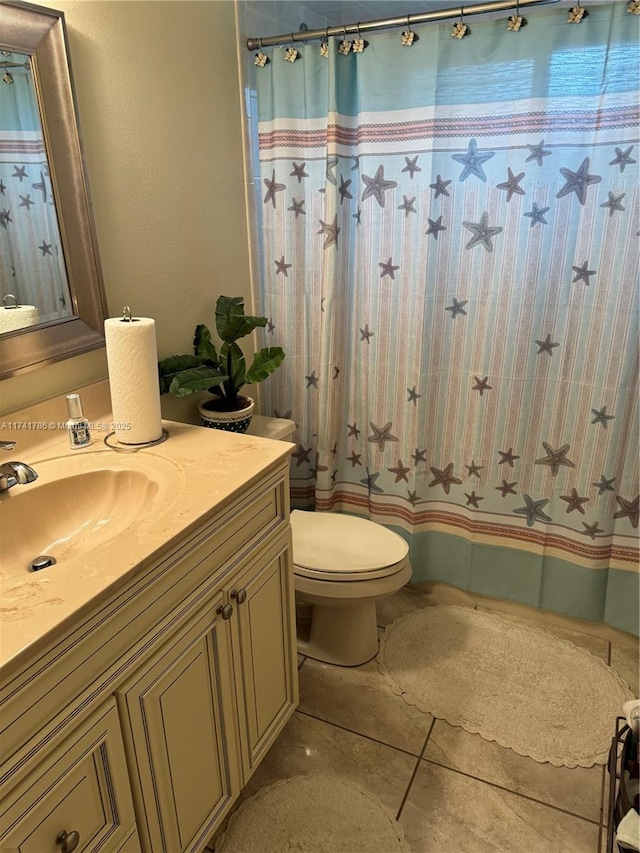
left=246, top=0, right=560, bottom=50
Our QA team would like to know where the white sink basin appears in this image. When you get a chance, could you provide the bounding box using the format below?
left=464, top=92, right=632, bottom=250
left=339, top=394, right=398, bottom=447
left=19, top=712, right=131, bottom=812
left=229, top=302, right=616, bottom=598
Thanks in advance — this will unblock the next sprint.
left=0, top=452, right=184, bottom=576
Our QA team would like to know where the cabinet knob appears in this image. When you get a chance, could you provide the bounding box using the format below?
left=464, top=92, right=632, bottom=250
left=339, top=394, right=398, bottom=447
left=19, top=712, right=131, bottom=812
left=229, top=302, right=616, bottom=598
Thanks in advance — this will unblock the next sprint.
left=230, top=588, right=247, bottom=605
left=217, top=603, right=233, bottom=620
left=56, top=830, right=80, bottom=852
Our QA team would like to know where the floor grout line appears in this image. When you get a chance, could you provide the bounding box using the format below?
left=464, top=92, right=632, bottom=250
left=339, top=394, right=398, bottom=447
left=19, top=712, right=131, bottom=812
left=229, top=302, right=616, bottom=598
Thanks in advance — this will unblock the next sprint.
left=294, top=707, right=431, bottom=760
left=418, top=754, right=603, bottom=826
left=395, top=717, right=434, bottom=821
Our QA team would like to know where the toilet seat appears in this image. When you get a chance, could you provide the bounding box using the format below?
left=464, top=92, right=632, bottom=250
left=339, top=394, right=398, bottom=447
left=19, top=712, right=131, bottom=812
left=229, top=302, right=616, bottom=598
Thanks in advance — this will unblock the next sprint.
left=290, top=509, right=409, bottom=582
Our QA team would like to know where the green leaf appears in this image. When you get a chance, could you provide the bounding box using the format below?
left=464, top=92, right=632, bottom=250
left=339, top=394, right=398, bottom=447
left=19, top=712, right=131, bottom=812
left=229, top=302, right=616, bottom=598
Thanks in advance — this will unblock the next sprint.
left=220, top=341, right=246, bottom=398
left=245, top=347, right=286, bottom=384
left=215, top=295, right=267, bottom=343
left=159, top=353, right=202, bottom=375
left=158, top=354, right=203, bottom=393
left=193, top=324, right=218, bottom=363
left=167, top=366, right=228, bottom=397
left=215, top=296, right=243, bottom=340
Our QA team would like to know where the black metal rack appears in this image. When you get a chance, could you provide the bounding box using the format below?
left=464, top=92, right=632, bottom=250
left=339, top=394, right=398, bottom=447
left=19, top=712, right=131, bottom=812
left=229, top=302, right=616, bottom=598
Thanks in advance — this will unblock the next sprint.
left=607, top=716, right=638, bottom=853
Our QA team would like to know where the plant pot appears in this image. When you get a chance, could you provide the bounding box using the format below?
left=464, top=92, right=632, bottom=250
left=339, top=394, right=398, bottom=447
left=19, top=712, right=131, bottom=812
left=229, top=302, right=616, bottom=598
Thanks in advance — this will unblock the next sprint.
left=197, top=395, right=255, bottom=434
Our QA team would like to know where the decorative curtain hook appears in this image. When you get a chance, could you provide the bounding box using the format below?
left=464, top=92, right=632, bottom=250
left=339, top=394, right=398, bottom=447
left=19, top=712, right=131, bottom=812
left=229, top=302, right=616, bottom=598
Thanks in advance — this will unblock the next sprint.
left=254, top=37, right=269, bottom=67
left=285, top=34, right=300, bottom=62
left=339, top=25, right=352, bottom=55
left=568, top=1, right=587, bottom=23
left=507, top=0, right=525, bottom=30
left=402, top=15, right=417, bottom=46
left=451, top=5, right=469, bottom=38
left=320, top=27, right=329, bottom=57
left=353, top=23, right=366, bottom=53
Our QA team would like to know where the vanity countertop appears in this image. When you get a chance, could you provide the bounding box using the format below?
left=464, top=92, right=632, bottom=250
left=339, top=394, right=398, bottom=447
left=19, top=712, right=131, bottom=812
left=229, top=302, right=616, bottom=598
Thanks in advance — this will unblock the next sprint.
left=0, top=384, right=293, bottom=673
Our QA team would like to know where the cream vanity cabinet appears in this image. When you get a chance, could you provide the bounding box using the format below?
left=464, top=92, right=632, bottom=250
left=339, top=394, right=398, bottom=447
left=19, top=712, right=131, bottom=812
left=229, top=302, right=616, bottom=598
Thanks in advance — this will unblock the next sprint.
left=0, top=460, right=298, bottom=853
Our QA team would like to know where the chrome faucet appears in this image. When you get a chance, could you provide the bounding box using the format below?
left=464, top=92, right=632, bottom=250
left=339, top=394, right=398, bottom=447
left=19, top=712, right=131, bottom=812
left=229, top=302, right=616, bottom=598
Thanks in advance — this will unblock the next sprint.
left=0, top=442, right=38, bottom=491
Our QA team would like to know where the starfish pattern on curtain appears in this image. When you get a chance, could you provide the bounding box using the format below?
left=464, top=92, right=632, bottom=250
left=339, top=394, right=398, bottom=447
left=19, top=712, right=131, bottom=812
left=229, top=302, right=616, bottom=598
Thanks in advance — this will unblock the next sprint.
left=253, top=3, right=639, bottom=633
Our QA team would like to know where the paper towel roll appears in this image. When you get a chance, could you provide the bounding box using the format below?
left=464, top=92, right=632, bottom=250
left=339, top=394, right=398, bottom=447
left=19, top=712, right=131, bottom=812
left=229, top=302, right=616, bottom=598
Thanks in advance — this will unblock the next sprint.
left=0, top=306, right=39, bottom=333
left=104, top=316, right=163, bottom=444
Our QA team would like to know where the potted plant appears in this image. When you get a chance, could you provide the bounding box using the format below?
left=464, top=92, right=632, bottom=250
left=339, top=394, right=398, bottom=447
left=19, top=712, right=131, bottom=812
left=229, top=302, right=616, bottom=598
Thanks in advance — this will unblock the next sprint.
left=158, top=295, right=285, bottom=433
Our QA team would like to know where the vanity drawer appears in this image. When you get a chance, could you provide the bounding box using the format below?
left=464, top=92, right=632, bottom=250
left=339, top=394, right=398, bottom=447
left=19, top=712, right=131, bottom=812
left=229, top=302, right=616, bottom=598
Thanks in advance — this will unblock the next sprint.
left=0, top=700, right=136, bottom=853
left=206, top=476, right=285, bottom=568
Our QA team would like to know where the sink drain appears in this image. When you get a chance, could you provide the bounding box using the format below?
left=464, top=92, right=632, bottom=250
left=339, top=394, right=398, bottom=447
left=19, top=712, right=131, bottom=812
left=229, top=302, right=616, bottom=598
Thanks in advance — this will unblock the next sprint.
left=29, top=555, right=57, bottom=572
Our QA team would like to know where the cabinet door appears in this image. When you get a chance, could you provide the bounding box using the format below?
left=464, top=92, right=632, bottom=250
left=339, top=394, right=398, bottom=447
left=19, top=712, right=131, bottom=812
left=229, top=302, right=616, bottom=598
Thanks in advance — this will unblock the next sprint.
left=0, top=701, right=136, bottom=853
left=229, top=538, right=298, bottom=782
left=116, top=596, right=240, bottom=853
left=114, top=828, right=142, bottom=852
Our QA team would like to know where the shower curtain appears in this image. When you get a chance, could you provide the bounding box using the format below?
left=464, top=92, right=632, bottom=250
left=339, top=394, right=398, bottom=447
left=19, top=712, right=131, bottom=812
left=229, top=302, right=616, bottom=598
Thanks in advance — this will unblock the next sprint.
left=252, top=3, right=639, bottom=635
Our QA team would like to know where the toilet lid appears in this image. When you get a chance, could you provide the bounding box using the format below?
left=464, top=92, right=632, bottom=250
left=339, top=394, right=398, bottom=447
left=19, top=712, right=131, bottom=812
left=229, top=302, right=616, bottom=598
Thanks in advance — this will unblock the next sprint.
left=290, top=510, right=409, bottom=576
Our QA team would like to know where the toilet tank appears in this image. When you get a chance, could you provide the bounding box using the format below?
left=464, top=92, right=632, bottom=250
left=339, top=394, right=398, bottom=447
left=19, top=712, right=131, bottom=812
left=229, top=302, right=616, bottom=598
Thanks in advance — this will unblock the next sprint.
left=247, top=415, right=295, bottom=442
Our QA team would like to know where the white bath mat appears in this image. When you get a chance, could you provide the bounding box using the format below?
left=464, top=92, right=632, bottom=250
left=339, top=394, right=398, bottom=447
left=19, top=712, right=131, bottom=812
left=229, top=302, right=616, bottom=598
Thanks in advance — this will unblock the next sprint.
left=216, top=775, right=410, bottom=852
left=378, top=605, right=634, bottom=768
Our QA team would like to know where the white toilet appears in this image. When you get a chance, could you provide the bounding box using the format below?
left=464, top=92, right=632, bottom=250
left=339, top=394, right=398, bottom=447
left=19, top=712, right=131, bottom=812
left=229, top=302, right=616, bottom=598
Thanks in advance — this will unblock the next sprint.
left=290, top=509, right=411, bottom=666
left=247, top=416, right=412, bottom=667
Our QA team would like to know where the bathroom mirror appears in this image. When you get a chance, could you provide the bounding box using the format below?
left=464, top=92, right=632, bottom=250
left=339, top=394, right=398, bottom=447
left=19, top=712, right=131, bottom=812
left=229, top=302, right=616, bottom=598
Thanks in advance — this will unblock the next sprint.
left=0, top=0, right=106, bottom=379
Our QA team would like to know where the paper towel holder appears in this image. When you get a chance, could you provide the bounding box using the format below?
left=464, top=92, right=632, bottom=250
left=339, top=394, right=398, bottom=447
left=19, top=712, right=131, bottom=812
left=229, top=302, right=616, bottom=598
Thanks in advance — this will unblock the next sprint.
left=3, top=294, right=19, bottom=310
left=104, top=428, right=169, bottom=452
left=120, top=305, right=140, bottom=323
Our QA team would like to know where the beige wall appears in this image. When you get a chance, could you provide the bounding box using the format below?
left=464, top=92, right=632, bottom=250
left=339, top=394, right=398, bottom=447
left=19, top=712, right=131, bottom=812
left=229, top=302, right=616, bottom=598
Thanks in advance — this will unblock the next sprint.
left=0, top=0, right=251, bottom=415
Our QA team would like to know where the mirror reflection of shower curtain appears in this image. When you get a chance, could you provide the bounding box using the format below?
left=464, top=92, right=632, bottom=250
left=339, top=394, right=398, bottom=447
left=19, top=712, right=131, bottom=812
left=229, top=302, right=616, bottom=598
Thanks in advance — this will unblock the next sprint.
left=0, top=52, right=73, bottom=327
left=253, top=3, right=639, bottom=635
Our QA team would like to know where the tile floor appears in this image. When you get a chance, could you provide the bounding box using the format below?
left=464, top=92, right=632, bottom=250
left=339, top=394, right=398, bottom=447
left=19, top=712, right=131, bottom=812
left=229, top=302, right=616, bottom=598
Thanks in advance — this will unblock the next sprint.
left=209, top=582, right=639, bottom=853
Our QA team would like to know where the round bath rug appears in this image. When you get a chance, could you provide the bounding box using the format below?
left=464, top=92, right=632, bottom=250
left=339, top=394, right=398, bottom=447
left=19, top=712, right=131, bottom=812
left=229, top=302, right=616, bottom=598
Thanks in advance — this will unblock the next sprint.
left=216, top=775, right=410, bottom=853
left=378, top=605, right=634, bottom=768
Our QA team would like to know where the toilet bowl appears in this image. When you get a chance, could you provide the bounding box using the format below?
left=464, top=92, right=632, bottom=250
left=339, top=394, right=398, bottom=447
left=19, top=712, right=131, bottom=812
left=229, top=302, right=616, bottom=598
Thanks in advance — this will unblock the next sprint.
left=290, top=509, right=411, bottom=666
left=247, top=418, right=412, bottom=667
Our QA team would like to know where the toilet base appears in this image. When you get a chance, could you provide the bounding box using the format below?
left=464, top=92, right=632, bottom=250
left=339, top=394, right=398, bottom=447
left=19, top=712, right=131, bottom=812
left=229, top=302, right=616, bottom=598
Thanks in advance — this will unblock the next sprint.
left=297, top=600, right=379, bottom=667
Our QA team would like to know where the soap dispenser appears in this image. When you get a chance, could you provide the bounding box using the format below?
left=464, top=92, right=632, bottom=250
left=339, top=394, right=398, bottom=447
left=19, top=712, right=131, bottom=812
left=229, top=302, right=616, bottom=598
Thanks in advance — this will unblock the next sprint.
left=66, top=393, right=92, bottom=448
